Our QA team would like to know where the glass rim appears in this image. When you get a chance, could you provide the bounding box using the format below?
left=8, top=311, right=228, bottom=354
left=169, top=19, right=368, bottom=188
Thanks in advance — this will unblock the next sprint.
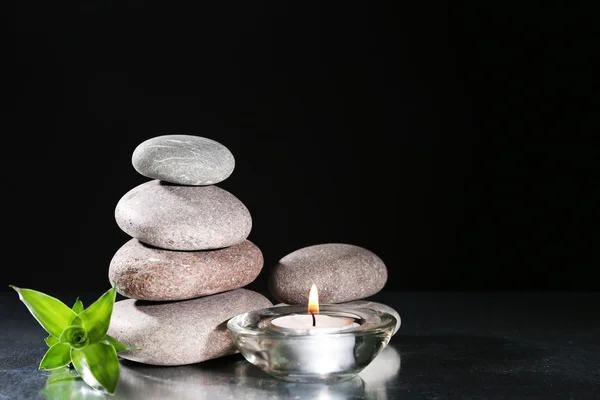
left=227, top=304, right=397, bottom=338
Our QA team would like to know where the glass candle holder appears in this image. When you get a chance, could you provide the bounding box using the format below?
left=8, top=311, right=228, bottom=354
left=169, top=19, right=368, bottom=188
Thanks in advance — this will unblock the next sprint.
left=227, top=304, right=397, bottom=383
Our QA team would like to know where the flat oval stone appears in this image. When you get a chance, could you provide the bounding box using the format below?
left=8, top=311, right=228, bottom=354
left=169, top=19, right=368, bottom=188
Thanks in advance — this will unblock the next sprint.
left=268, top=243, right=388, bottom=304
left=115, top=180, right=252, bottom=250
left=107, top=288, right=273, bottom=366
left=109, top=239, right=264, bottom=301
left=132, top=134, right=235, bottom=185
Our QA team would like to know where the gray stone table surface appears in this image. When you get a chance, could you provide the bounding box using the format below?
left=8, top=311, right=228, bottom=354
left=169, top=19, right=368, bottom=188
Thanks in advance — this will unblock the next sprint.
left=1, top=289, right=599, bottom=399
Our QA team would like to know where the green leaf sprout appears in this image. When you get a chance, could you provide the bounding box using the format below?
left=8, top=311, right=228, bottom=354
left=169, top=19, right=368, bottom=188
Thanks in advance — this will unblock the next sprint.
left=10, top=285, right=139, bottom=395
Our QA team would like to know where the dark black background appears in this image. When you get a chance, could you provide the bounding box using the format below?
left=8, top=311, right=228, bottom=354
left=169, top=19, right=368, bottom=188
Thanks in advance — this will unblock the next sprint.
left=5, top=2, right=598, bottom=294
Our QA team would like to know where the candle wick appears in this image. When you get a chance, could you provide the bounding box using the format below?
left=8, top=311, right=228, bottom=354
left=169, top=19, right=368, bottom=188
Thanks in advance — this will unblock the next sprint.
left=311, top=312, right=316, bottom=327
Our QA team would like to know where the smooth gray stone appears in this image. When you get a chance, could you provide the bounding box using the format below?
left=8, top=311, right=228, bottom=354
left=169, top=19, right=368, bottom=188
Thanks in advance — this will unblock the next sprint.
left=109, top=239, right=264, bottom=301
left=268, top=243, right=388, bottom=304
left=115, top=180, right=252, bottom=250
left=132, top=134, right=235, bottom=185
left=107, top=288, right=273, bottom=366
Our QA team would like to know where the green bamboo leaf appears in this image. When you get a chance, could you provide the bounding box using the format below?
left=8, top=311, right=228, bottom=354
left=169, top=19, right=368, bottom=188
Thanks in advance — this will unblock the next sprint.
left=103, top=335, right=140, bottom=352
left=39, top=342, right=72, bottom=370
left=72, top=298, right=85, bottom=314
left=76, top=287, right=116, bottom=343
left=71, top=341, right=120, bottom=395
left=45, top=335, right=59, bottom=347
left=10, top=286, right=76, bottom=337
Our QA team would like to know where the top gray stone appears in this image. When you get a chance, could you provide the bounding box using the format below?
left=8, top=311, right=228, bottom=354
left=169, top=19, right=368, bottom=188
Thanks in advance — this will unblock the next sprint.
left=268, top=243, right=388, bottom=304
left=132, top=134, right=235, bottom=185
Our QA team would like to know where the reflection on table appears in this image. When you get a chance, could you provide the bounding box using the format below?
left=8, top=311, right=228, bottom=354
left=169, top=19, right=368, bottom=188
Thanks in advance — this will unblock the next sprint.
left=40, top=343, right=401, bottom=400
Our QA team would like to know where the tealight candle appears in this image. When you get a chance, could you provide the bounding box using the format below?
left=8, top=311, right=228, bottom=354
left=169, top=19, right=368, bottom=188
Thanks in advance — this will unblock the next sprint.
left=265, top=283, right=360, bottom=375
left=227, top=295, right=397, bottom=382
left=270, top=284, right=359, bottom=333
left=271, top=314, right=355, bottom=330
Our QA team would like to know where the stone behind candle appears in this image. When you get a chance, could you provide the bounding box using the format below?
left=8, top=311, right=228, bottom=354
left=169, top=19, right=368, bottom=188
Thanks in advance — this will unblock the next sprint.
left=131, top=134, right=235, bottom=186
left=268, top=243, right=388, bottom=305
left=115, top=179, right=252, bottom=250
left=107, top=288, right=273, bottom=366
left=109, top=238, right=264, bottom=301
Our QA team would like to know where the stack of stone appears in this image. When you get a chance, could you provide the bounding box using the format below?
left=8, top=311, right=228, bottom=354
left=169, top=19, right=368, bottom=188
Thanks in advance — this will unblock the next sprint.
left=107, top=134, right=272, bottom=366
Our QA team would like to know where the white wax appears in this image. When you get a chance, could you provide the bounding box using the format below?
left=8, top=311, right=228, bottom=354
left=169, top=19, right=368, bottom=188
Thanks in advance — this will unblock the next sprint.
left=270, top=313, right=360, bottom=374
left=271, top=314, right=356, bottom=331
left=291, top=335, right=357, bottom=374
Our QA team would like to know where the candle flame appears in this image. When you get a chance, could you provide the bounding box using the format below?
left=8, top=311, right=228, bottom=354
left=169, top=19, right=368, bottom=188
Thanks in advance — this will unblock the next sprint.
left=307, top=283, right=319, bottom=314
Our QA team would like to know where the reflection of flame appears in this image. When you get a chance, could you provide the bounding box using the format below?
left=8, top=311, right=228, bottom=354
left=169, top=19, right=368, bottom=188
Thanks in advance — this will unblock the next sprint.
left=307, top=283, right=319, bottom=314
